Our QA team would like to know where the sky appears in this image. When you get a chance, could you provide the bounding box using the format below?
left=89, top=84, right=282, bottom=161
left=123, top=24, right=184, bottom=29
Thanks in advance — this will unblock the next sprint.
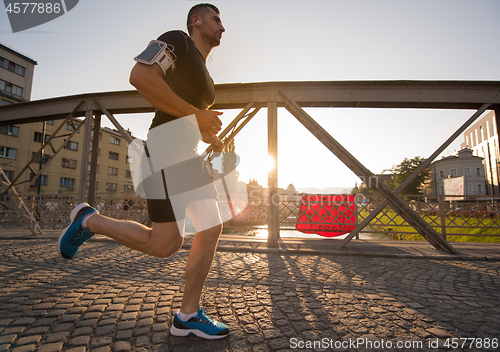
left=1, top=0, right=500, bottom=191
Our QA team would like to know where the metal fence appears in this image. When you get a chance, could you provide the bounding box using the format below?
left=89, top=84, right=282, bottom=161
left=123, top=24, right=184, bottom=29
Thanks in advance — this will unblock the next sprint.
left=224, top=194, right=500, bottom=239
left=1, top=194, right=499, bottom=239
left=0, top=194, right=148, bottom=229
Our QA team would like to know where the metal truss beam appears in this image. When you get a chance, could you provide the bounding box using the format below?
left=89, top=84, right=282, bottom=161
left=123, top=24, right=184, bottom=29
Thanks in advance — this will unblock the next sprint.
left=335, top=103, right=491, bottom=250
left=0, top=81, right=498, bottom=249
left=281, top=91, right=459, bottom=255
left=1, top=81, right=499, bottom=125
left=0, top=101, right=86, bottom=199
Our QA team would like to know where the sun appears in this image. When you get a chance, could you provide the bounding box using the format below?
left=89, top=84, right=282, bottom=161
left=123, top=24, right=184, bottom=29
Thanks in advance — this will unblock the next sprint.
left=265, top=155, right=276, bottom=173
left=254, top=155, right=276, bottom=186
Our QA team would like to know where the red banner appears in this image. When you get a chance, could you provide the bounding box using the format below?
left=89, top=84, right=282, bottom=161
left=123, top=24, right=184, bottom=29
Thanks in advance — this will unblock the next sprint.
left=295, top=194, right=357, bottom=237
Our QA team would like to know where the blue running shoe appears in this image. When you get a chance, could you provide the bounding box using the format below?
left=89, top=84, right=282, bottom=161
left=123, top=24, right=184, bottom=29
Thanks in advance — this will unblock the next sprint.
left=170, top=307, right=229, bottom=339
left=58, top=203, right=98, bottom=259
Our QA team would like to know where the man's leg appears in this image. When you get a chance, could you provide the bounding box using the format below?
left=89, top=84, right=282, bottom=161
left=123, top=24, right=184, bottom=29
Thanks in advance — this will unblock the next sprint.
left=180, top=198, right=222, bottom=314
left=58, top=200, right=184, bottom=259
left=169, top=198, right=229, bottom=339
left=86, top=215, right=184, bottom=258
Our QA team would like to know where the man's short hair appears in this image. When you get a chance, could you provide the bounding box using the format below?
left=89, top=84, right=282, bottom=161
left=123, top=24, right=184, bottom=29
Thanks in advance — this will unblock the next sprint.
left=187, top=3, right=220, bottom=35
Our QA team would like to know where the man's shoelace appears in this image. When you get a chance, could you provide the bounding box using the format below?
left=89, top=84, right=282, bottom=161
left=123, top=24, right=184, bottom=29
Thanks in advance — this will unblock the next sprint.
left=69, top=226, right=92, bottom=246
left=189, top=308, right=214, bottom=325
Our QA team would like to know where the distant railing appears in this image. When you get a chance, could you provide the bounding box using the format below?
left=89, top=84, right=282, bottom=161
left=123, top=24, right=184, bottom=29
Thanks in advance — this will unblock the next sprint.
left=1, top=194, right=499, bottom=239
left=0, top=194, right=147, bottom=229
left=224, top=194, right=500, bottom=240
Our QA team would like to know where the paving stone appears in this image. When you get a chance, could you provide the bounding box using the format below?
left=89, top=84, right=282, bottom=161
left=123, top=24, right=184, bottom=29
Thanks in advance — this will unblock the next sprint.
left=11, top=318, right=36, bottom=326
left=0, top=334, right=17, bottom=344
left=92, top=347, right=111, bottom=352
left=65, top=347, right=86, bottom=352
left=11, top=345, right=36, bottom=352
left=94, top=325, right=115, bottom=336
left=37, top=342, right=64, bottom=352
left=68, top=335, right=91, bottom=346
left=113, top=341, right=131, bottom=351
left=90, top=336, right=113, bottom=348
left=1, top=237, right=500, bottom=352
left=44, top=331, right=70, bottom=343
left=15, top=335, right=42, bottom=346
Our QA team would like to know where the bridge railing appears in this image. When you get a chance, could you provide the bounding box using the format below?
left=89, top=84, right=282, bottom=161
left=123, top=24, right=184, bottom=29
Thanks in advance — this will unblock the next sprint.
left=2, top=194, right=499, bottom=240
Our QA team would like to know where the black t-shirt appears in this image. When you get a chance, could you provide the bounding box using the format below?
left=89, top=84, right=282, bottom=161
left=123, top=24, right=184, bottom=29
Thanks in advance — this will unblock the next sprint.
left=149, top=30, right=215, bottom=130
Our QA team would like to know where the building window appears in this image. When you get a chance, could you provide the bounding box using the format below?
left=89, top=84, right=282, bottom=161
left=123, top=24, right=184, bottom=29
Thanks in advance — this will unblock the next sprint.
left=46, top=120, right=53, bottom=125
left=450, top=169, right=457, bottom=177
left=476, top=168, right=481, bottom=176
left=0, top=57, right=26, bottom=77
left=33, top=131, right=51, bottom=143
left=60, top=177, right=75, bottom=188
left=0, top=146, right=17, bottom=159
left=124, top=185, right=134, bottom=192
left=439, top=170, right=445, bottom=178
left=87, top=164, right=99, bottom=173
left=109, top=151, right=119, bottom=161
left=125, top=170, right=132, bottom=178
left=478, top=184, right=483, bottom=194
left=463, top=168, right=471, bottom=176
left=65, top=121, right=77, bottom=131
left=64, top=141, right=78, bottom=151
left=110, top=136, right=121, bottom=145
left=2, top=170, right=14, bottom=182
left=62, top=158, right=77, bottom=169
left=466, top=183, right=472, bottom=195
left=108, top=167, right=118, bottom=176
left=0, top=125, right=19, bottom=137
left=0, top=80, right=23, bottom=97
left=1, top=99, right=13, bottom=106
left=32, top=152, right=50, bottom=164
left=29, top=174, right=48, bottom=188
left=126, top=156, right=135, bottom=164
left=439, top=185, right=444, bottom=194
left=106, top=183, right=117, bottom=191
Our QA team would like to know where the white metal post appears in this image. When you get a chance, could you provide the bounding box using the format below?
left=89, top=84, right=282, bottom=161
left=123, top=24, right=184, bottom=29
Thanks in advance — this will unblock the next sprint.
left=267, top=101, right=279, bottom=248
left=78, top=110, right=93, bottom=203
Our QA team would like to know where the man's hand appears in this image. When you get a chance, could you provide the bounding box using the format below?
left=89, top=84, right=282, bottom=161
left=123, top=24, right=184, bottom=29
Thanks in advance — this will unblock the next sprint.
left=202, top=132, right=224, bottom=152
left=195, top=110, right=223, bottom=136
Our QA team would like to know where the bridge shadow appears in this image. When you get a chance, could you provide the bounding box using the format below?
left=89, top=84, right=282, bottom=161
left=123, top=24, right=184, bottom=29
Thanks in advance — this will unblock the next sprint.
left=205, top=249, right=500, bottom=351
left=1, top=238, right=499, bottom=351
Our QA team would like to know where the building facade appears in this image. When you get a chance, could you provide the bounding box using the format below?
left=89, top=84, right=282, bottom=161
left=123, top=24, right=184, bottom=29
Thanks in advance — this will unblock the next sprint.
left=460, top=110, right=499, bottom=195
left=2, top=118, right=139, bottom=198
left=0, top=43, right=37, bottom=105
left=1, top=44, right=138, bottom=199
left=427, top=148, right=486, bottom=197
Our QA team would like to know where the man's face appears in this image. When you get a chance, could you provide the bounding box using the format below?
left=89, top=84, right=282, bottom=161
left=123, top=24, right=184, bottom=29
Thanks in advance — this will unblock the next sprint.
left=200, top=8, right=225, bottom=47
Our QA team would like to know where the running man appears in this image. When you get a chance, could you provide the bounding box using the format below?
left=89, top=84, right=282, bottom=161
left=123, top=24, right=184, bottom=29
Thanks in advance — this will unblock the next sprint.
left=58, top=3, right=229, bottom=339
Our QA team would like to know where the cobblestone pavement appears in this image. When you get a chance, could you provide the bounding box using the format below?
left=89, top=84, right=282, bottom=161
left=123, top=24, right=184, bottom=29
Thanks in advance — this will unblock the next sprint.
left=1, top=238, right=500, bottom=352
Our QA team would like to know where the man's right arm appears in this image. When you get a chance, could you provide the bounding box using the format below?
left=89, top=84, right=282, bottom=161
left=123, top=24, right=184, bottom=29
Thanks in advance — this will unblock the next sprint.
left=129, top=63, right=222, bottom=135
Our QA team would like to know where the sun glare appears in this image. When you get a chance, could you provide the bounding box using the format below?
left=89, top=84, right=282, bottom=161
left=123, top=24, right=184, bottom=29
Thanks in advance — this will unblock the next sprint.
left=265, top=155, right=276, bottom=173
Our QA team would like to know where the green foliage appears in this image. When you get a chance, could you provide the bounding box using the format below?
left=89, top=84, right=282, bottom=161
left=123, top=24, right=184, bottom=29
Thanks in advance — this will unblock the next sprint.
left=384, top=156, right=429, bottom=194
left=358, top=209, right=500, bottom=242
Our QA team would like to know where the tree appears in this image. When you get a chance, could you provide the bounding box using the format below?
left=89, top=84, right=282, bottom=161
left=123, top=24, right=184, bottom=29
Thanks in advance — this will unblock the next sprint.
left=384, top=156, right=429, bottom=195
